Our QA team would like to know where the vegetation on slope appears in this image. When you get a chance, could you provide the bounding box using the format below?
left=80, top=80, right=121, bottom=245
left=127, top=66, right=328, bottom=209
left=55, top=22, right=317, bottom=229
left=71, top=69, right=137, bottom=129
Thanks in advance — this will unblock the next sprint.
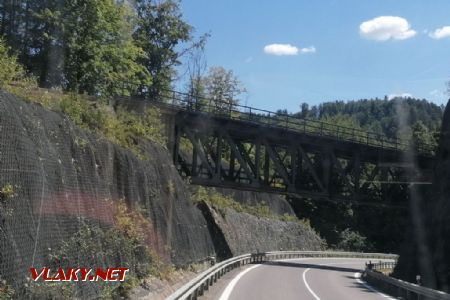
left=191, top=186, right=314, bottom=229
left=1, top=37, right=165, bottom=159
left=22, top=201, right=172, bottom=299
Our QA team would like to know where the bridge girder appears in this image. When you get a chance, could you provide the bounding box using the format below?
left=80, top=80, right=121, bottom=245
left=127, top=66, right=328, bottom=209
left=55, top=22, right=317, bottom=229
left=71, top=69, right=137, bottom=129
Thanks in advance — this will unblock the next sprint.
left=172, top=111, right=433, bottom=204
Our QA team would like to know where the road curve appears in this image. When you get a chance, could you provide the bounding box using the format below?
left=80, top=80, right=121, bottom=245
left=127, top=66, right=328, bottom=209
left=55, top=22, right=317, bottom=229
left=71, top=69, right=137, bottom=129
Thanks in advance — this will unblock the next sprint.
left=203, top=257, right=395, bottom=300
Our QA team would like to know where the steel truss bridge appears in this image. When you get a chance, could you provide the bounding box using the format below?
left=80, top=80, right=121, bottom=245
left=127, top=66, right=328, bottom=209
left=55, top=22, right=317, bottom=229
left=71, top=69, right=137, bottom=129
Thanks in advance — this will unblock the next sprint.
left=121, top=90, right=435, bottom=203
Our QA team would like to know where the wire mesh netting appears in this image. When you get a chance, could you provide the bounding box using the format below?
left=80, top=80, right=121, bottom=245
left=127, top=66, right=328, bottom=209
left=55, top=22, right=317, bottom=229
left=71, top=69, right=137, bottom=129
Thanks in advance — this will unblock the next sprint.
left=0, top=91, right=215, bottom=299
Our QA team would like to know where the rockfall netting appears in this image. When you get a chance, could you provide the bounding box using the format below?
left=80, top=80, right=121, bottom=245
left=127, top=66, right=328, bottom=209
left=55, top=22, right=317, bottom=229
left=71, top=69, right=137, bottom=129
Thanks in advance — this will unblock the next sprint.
left=0, top=91, right=215, bottom=299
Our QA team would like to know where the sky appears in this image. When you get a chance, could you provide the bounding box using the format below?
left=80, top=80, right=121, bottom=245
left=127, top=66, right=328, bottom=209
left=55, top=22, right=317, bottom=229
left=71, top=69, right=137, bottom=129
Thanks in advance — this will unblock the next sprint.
left=178, top=0, right=450, bottom=112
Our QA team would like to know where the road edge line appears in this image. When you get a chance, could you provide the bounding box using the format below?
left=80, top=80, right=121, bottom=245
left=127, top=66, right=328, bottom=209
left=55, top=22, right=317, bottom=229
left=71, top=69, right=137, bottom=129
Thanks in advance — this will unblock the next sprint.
left=302, top=268, right=321, bottom=300
left=218, top=264, right=260, bottom=300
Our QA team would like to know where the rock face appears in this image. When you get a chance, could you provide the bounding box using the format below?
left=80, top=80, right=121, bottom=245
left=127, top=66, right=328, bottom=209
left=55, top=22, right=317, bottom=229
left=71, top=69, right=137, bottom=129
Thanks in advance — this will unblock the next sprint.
left=201, top=203, right=325, bottom=257
left=0, top=91, right=215, bottom=289
left=214, top=187, right=295, bottom=216
left=0, top=90, right=326, bottom=295
left=394, top=100, right=450, bottom=292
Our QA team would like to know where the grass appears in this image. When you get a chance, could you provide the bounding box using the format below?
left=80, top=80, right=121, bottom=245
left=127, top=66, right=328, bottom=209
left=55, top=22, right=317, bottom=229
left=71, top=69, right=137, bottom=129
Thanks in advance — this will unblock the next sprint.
left=5, top=81, right=167, bottom=159
left=191, top=186, right=312, bottom=228
left=0, top=40, right=166, bottom=157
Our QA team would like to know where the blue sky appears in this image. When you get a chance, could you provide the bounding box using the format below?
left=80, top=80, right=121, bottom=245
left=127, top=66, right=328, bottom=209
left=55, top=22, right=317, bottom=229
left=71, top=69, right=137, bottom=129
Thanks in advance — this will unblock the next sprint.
left=178, top=0, right=450, bottom=112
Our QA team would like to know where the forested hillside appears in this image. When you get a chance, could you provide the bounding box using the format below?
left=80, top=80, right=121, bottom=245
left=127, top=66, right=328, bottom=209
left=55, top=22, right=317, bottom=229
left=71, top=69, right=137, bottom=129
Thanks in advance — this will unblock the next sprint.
left=292, top=97, right=444, bottom=151
left=288, top=97, right=444, bottom=254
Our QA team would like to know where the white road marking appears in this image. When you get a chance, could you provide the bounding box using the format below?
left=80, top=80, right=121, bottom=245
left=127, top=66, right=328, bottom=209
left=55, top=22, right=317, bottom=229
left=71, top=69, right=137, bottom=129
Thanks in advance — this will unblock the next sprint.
left=218, top=264, right=260, bottom=300
left=302, top=260, right=397, bottom=300
left=354, top=272, right=397, bottom=300
left=219, top=258, right=396, bottom=300
left=302, top=268, right=321, bottom=300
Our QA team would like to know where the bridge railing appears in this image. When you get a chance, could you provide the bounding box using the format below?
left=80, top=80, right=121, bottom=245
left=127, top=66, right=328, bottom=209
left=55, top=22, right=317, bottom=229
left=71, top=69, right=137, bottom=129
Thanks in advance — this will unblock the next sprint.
left=127, top=88, right=435, bottom=155
left=166, top=250, right=398, bottom=300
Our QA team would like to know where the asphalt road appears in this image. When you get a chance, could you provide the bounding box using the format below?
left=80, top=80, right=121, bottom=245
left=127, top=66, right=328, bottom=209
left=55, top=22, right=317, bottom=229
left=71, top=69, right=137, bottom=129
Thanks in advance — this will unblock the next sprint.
left=202, top=257, right=395, bottom=300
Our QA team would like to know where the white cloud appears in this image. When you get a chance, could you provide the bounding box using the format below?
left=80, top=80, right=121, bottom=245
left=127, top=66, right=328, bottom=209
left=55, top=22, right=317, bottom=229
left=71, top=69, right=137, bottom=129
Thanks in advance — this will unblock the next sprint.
left=359, top=16, right=416, bottom=41
left=388, top=93, right=413, bottom=100
left=264, top=44, right=298, bottom=55
left=245, top=56, right=253, bottom=63
left=263, top=44, right=316, bottom=56
left=299, top=46, right=316, bottom=53
left=429, top=26, right=450, bottom=39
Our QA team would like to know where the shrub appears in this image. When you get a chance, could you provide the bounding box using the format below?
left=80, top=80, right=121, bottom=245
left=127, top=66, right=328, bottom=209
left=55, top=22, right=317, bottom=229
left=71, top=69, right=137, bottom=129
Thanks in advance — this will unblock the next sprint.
left=0, top=47, right=166, bottom=159
left=336, top=228, right=368, bottom=252
left=0, top=38, right=25, bottom=88
left=0, top=184, right=15, bottom=201
left=0, top=280, right=15, bottom=300
left=60, top=94, right=107, bottom=131
left=24, top=200, right=172, bottom=299
left=0, top=184, right=16, bottom=217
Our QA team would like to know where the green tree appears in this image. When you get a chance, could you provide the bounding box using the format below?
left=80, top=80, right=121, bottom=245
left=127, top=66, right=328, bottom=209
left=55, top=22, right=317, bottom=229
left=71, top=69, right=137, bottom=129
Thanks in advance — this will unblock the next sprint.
left=184, top=35, right=209, bottom=109
left=133, top=0, right=193, bottom=98
left=300, top=102, right=309, bottom=118
left=58, top=0, right=150, bottom=96
left=1, top=0, right=151, bottom=96
left=412, top=121, right=438, bottom=153
left=202, top=66, right=246, bottom=112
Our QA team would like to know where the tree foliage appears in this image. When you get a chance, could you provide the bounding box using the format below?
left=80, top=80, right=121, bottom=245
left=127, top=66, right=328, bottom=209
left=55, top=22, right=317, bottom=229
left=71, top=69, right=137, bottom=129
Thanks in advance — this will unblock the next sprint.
left=0, top=37, right=25, bottom=87
left=58, top=0, right=150, bottom=96
left=0, top=0, right=198, bottom=97
left=202, top=66, right=246, bottom=111
left=297, top=97, right=443, bottom=153
left=133, top=0, right=194, bottom=97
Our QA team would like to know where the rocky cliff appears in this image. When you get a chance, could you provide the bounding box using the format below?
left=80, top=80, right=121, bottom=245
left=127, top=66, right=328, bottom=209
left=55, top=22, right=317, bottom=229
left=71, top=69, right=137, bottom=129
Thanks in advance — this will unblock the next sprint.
left=0, top=90, right=325, bottom=297
left=0, top=91, right=215, bottom=294
left=214, top=187, right=295, bottom=216
left=201, top=203, right=325, bottom=257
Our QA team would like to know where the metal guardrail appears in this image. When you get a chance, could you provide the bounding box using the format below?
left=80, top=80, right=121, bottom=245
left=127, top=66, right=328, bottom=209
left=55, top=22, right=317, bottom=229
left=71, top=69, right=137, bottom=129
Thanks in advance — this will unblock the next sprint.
left=364, top=262, right=450, bottom=300
left=367, top=260, right=397, bottom=271
left=166, top=250, right=398, bottom=300
left=135, top=89, right=435, bottom=155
